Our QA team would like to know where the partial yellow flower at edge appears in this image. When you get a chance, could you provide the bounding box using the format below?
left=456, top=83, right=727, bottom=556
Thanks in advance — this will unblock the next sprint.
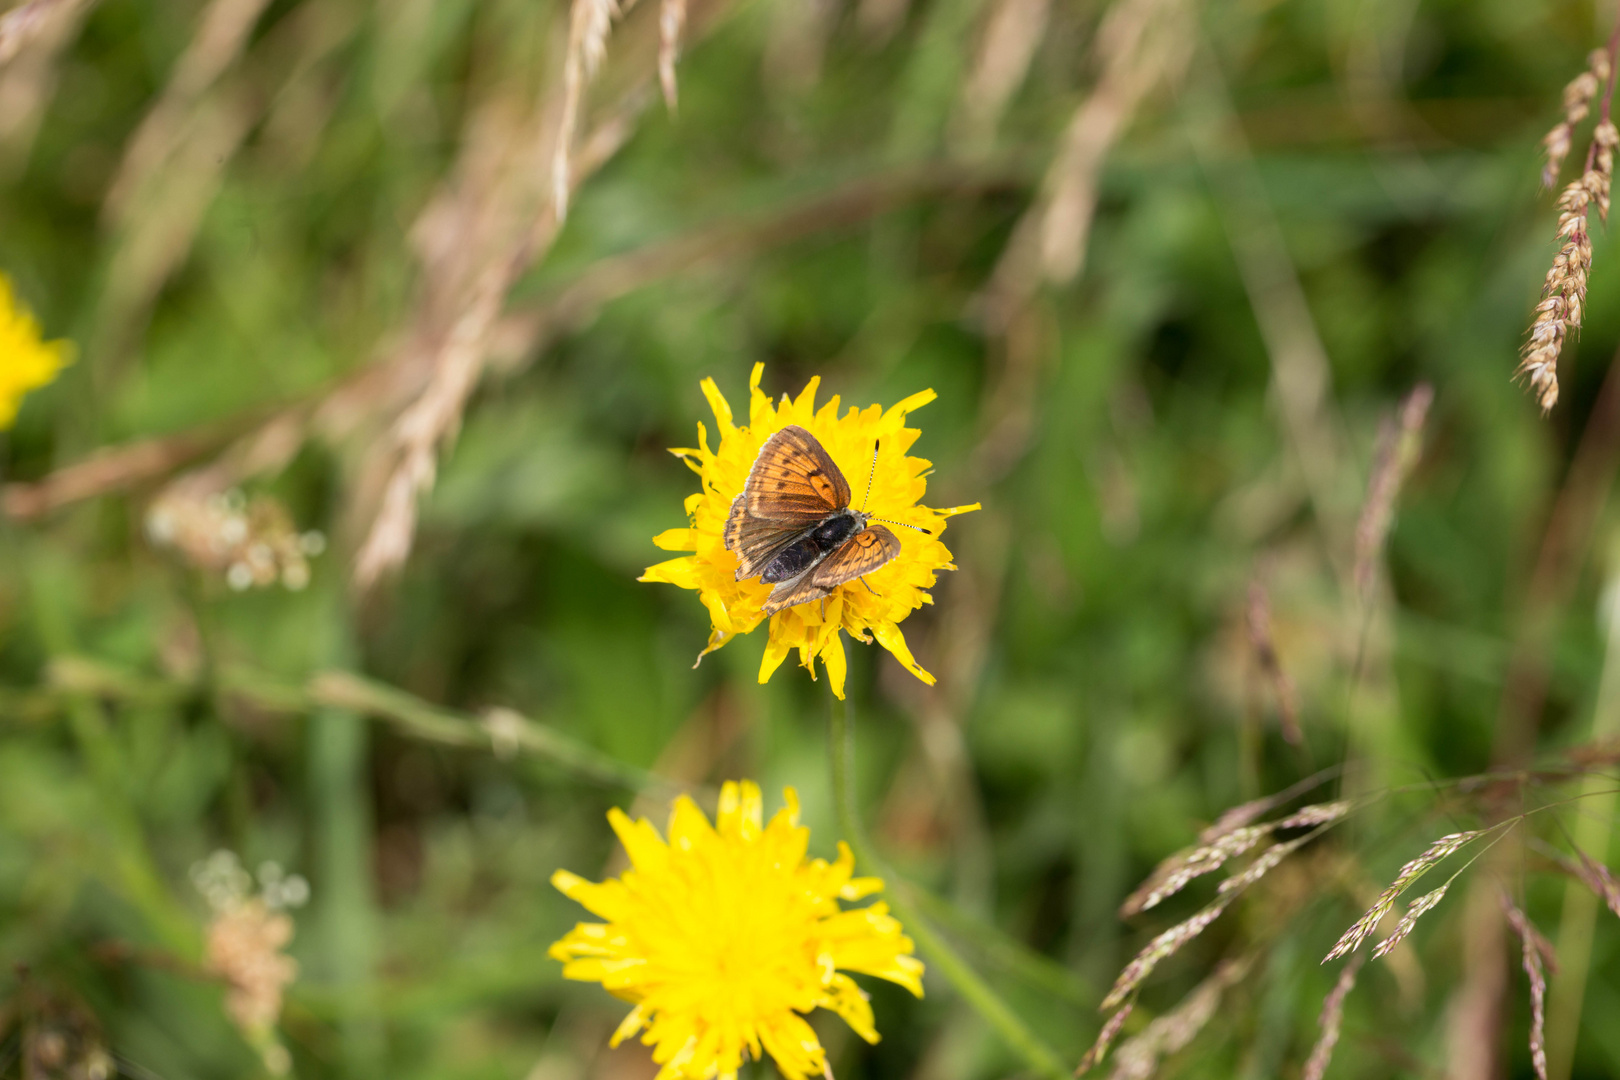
left=0, top=273, right=71, bottom=430
left=550, top=781, right=924, bottom=1080
left=639, top=364, right=979, bottom=698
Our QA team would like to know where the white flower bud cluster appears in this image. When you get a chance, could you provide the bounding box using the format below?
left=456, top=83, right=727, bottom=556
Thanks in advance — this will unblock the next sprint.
left=146, top=486, right=324, bottom=591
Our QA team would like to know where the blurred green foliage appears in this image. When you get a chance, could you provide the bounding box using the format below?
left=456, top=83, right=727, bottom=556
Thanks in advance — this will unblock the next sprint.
left=3, top=0, right=1620, bottom=1077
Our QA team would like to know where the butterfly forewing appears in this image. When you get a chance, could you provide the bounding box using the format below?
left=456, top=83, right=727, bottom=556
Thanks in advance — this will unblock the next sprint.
left=742, top=426, right=851, bottom=523
left=725, top=495, right=806, bottom=580
left=810, top=525, right=899, bottom=587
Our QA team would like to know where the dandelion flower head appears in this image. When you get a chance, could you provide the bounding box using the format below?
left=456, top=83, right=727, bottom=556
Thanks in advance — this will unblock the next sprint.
left=640, top=364, right=978, bottom=698
left=550, top=781, right=925, bottom=1080
left=0, top=273, right=70, bottom=430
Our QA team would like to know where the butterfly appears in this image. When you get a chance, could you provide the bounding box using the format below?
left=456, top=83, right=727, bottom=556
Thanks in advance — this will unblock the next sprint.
left=724, top=425, right=928, bottom=616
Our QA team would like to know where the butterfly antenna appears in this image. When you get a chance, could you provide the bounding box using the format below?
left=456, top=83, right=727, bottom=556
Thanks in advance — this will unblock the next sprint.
left=860, top=440, right=880, bottom=510
left=860, top=440, right=937, bottom=535
left=874, top=517, right=935, bottom=536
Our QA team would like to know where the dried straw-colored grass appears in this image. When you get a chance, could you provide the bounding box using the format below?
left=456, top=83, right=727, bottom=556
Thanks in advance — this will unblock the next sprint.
left=1519, top=124, right=1618, bottom=413
left=1075, top=1002, right=1132, bottom=1077
left=353, top=261, right=518, bottom=591
left=1106, top=829, right=1328, bottom=1009
left=1353, top=383, right=1432, bottom=598
left=1370, top=884, right=1448, bottom=959
left=953, top=0, right=1050, bottom=150
left=553, top=0, right=619, bottom=223
left=103, top=0, right=272, bottom=222
left=1246, top=578, right=1301, bottom=746
left=1543, top=49, right=1611, bottom=189
left=1502, top=897, right=1555, bottom=1080
left=1302, top=953, right=1363, bottom=1080
left=0, top=0, right=94, bottom=155
left=1120, top=797, right=1348, bottom=918
left=0, top=0, right=89, bottom=66
left=981, top=0, right=1191, bottom=326
left=658, top=0, right=687, bottom=109
left=1103, top=904, right=1228, bottom=1011
left=1572, top=848, right=1620, bottom=917
left=1122, top=827, right=1269, bottom=917
left=1104, top=958, right=1249, bottom=1080
left=1324, top=831, right=1480, bottom=962
left=1521, top=38, right=1620, bottom=413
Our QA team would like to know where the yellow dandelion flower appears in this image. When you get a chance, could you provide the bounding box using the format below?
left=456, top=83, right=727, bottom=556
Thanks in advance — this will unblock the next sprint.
left=0, top=273, right=70, bottom=430
left=640, top=364, right=979, bottom=698
left=550, top=780, right=925, bottom=1080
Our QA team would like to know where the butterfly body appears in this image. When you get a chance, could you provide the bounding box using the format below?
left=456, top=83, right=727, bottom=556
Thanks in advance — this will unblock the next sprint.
left=724, top=425, right=901, bottom=615
left=758, top=509, right=866, bottom=584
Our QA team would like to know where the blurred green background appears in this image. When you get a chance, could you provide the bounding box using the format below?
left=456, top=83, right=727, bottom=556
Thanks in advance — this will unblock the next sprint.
left=4, top=0, right=1620, bottom=1076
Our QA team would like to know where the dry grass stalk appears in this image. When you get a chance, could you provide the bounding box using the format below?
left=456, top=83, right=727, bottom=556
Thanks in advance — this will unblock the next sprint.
left=1197, top=800, right=1274, bottom=844
left=1520, top=42, right=1620, bottom=416
left=0, top=0, right=88, bottom=66
left=554, top=0, right=619, bottom=223
left=1037, top=0, right=1188, bottom=284
left=1274, top=801, right=1351, bottom=829
left=1214, top=832, right=1319, bottom=900
left=1572, top=848, right=1620, bottom=917
left=1246, top=578, right=1302, bottom=745
left=1035, top=0, right=1187, bottom=286
left=1324, top=830, right=1480, bottom=962
left=103, top=0, right=272, bottom=222
left=1122, top=797, right=1348, bottom=917
left=1370, top=884, right=1448, bottom=959
left=354, top=71, right=650, bottom=589
left=1502, top=898, right=1554, bottom=1080
left=1542, top=49, right=1611, bottom=189
left=353, top=258, right=518, bottom=591
left=1123, top=826, right=1269, bottom=916
left=953, top=0, right=1050, bottom=149
left=1353, top=382, right=1433, bottom=597
left=0, top=0, right=93, bottom=154
left=1302, top=953, right=1364, bottom=1080
left=1103, top=903, right=1230, bottom=1010
left=1, top=426, right=223, bottom=520
left=1540, top=842, right=1620, bottom=918
left=1105, top=958, right=1249, bottom=1080
left=1194, top=769, right=1342, bottom=844
left=1075, top=1002, right=1132, bottom=1076
left=981, top=0, right=1190, bottom=326
left=659, top=0, right=686, bottom=109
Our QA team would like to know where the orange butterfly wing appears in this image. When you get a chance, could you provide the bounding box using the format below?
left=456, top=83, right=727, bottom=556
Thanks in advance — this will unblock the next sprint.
left=725, top=494, right=806, bottom=581
left=741, top=426, right=851, bottom=523
left=811, top=525, right=900, bottom=587
left=759, top=525, right=899, bottom=616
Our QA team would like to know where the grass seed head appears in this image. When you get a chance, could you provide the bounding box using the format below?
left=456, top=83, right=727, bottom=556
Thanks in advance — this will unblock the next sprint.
left=1324, top=831, right=1478, bottom=962
left=1502, top=899, right=1553, bottom=1080
left=1303, top=954, right=1364, bottom=1080
left=1371, top=885, right=1449, bottom=959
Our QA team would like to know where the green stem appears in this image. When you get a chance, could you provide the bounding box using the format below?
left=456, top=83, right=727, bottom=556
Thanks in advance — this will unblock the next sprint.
left=829, top=694, right=1071, bottom=1080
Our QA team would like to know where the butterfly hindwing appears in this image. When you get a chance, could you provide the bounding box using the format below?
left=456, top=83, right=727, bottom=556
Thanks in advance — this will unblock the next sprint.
left=742, top=425, right=851, bottom=523
left=811, top=525, right=900, bottom=588
left=760, top=525, right=900, bottom=616
left=761, top=574, right=835, bottom=616
left=726, top=495, right=808, bottom=581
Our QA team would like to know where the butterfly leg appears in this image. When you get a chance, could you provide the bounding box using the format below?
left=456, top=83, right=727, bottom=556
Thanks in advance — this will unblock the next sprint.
left=861, top=577, right=882, bottom=598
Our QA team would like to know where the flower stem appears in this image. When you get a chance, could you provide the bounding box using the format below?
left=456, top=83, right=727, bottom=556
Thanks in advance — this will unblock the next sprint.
left=829, top=694, right=1071, bottom=1080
